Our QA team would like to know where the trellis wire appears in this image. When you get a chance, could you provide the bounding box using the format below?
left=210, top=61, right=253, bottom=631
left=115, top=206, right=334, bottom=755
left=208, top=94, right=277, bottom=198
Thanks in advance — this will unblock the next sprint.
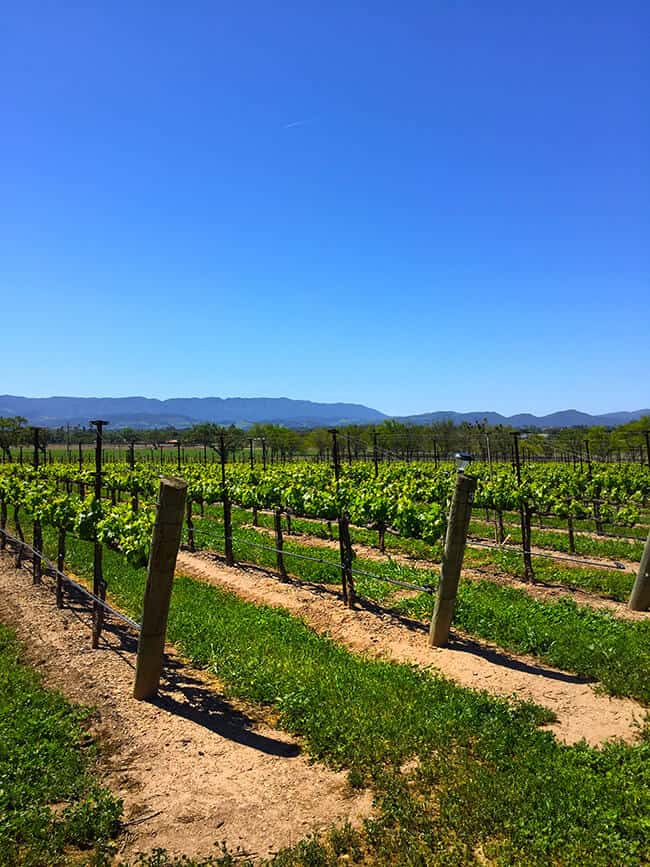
left=186, top=527, right=434, bottom=595
left=1, top=529, right=141, bottom=632
left=467, top=537, right=626, bottom=571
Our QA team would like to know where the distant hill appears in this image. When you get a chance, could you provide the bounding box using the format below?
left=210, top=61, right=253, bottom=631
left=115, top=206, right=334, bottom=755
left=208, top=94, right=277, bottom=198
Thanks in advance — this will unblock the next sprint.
left=0, top=395, right=387, bottom=429
left=397, top=409, right=650, bottom=428
left=1, top=395, right=647, bottom=430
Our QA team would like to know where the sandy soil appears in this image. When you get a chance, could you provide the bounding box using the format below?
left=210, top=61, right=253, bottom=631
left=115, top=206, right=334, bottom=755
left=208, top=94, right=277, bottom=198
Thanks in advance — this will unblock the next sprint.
left=0, top=552, right=372, bottom=862
left=175, top=550, right=647, bottom=747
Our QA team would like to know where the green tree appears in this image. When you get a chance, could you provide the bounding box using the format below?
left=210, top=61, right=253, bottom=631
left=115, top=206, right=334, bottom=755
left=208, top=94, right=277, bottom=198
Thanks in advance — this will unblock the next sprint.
left=0, top=416, right=27, bottom=461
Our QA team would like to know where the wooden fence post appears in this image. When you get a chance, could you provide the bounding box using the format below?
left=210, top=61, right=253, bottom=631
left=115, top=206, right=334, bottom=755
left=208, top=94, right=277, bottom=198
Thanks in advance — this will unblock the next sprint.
left=429, top=473, right=477, bottom=647
left=274, top=508, right=287, bottom=581
left=133, top=477, right=187, bottom=701
left=629, top=530, right=650, bottom=612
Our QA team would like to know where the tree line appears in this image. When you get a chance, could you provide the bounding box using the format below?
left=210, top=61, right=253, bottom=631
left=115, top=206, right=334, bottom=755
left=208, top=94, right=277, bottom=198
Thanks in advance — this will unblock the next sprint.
left=2, top=414, right=649, bottom=464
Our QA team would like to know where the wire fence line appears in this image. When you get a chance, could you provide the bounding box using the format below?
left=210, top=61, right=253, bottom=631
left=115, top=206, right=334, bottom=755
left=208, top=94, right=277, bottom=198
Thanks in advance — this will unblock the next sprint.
left=185, top=526, right=436, bottom=595
left=0, top=528, right=141, bottom=633
left=188, top=507, right=629, bottom=578
left=466, top=537, right=627, bottom=571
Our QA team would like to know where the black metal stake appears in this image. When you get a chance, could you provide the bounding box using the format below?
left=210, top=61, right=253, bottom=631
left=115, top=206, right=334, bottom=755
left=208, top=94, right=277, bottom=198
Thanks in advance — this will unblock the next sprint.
left=90, top=419, right=108, bottom=648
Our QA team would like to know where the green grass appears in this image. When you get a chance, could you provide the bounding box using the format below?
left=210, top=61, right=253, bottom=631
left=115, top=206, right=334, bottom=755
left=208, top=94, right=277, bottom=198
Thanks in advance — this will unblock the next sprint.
left=13, top=510, right=648, bottom=705
left=223, top=504, right=639, bottom=603
left=468, top=518, right=645, bottom=562
left=0, top=623, right=122, bottom=865
left=398, top=580, right=650, bottom=703
left=465, top=547, right=636, bottom=602
left=183, top=514, right=650, bottom=704
left=28, top=531, right=650, bottom=865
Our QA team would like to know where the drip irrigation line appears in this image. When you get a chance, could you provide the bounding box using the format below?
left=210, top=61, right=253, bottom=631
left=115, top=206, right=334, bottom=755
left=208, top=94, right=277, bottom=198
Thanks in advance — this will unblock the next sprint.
left=1, top=529, right=141, bottom=632
left=467, top=537, right=627, bottom=571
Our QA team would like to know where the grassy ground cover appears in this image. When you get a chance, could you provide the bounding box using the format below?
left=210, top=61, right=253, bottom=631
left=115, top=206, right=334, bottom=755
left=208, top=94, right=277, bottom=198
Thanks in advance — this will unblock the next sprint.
left=0, top=623, right=121, bottom=864
left=21, top=531, right=650, bottom=865
left=397, top=582, right=650, bottom=702
left=467, top=519, right=645, bottom=561
left=220, top=505, right=639, bottom=602
left=20, top=508, right=648, bottom=706
left=182, top=515, right=650, bottom=704
left=472, top=508, right=650, bottom=541
left=466, top=547, right=636, bottom=602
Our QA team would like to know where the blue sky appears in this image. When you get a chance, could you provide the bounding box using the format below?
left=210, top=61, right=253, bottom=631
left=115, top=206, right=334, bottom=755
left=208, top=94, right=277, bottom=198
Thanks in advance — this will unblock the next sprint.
left=1, top=1, right=648, bottom=416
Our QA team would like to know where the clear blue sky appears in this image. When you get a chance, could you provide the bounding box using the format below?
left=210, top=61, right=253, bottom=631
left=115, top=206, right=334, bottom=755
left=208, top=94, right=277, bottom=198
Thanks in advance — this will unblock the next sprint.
left=2, top=1, right=648, bottom=416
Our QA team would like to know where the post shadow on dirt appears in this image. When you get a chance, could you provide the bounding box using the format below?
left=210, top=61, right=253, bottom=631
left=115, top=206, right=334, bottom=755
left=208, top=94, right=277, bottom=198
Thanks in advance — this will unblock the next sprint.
left=354, top=594, right=593, bottom=685
left=32, top=572, right=299, bottom=756
left=153, top=658, right=300, bottom=758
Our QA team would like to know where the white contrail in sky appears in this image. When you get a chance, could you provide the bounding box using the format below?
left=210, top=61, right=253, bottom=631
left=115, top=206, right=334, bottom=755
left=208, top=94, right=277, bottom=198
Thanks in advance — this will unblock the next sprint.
left=283, top=118, right=315, bottom=129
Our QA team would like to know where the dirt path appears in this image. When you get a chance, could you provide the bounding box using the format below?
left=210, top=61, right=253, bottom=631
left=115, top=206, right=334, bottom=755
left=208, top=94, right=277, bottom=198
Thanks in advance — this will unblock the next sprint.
left=240, top=524, right=650, bottom=622
left=0, top=553, right=371, bottom=862
left=175, top=551, right=647, bottom=747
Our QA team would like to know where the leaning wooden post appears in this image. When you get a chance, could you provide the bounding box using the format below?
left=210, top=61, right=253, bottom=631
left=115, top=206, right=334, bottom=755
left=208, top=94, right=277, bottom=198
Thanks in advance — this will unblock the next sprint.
left=429, top=472, right=477, bottom=647
left=629, top=530, right=650, bottom=612
left=133, top=477, right=187, bottom=700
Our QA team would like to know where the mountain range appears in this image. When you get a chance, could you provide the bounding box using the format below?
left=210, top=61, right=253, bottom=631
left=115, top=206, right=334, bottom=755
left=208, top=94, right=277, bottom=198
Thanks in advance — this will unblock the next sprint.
left=0, top=395, right=386, bottom=429
left=0, top=395, right=648, bottom=430
left=396, top=409, right=650, bottom=428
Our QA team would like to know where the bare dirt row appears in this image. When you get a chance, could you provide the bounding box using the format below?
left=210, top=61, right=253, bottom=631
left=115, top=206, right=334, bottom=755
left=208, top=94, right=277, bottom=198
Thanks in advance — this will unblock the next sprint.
left=0, top=552, right=371, bottom=862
